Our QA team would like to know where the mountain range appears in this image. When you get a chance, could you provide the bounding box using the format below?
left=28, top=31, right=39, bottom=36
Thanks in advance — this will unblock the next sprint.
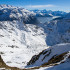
left=30, top=9, right=67, bottom=17
left=0, top=5, right=70, bottom=70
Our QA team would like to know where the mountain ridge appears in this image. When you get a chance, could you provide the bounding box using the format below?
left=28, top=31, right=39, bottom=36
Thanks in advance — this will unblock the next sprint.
left=30, top=9, right=67, bottom=17
left=0, top=5, right=70, bottom=70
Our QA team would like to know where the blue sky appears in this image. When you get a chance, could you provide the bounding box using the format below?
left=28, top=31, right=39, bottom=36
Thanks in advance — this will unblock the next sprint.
left=0, top=0, right=70, bottom=12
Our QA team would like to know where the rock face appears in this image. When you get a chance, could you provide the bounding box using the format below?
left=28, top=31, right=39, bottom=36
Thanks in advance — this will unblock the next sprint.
left=27, top=43, right=70, bottom=69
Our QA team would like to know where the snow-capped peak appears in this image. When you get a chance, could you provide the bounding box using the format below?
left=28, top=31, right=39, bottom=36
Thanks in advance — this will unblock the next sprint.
left=0, top=4, right=36, bottom=21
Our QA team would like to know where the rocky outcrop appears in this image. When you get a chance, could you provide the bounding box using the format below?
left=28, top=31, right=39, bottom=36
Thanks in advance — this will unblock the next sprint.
left=27, top=44, right=70, bottom=68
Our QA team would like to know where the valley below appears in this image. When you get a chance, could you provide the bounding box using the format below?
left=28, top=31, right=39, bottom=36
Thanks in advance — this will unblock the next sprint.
left=0, top=5, right=70, bottom=70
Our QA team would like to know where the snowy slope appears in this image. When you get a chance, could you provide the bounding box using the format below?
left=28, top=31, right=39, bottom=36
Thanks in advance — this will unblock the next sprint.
left=0, top=5, right=70, bottom=70
left=27, top=43, right=70, bottom=68
left=38, top=13, right=70, bottom=46
left=37, top=62, right=70, bottom=70
left=0, top=5, right=47, bottom=68
left=64, top=13, right=70, bottom=19
left=25, top=12, right=70, bottom=70
left=0, top=21, right=47, bottom=68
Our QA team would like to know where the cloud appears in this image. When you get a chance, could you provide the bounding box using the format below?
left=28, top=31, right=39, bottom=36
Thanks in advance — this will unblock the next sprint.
left=25, top=4, right=55, bottom=8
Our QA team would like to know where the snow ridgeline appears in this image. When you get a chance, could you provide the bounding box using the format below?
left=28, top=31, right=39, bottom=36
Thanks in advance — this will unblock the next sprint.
left=30, top=9, right=67, bottom=17
left=27, top=43, right=70, bottom=67
left=27, top=43, right=70, bottom=70
left=0, top=4, right=38, bottom=24
left=36, top=61, right=70, bottom=70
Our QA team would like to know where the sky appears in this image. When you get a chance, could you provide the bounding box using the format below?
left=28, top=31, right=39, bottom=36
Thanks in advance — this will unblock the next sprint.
left=0, top=0, right=70, bottom=12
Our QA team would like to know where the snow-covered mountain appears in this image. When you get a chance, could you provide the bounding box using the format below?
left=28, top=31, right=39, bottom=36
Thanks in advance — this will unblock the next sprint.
left=0, top=5, right=70, bottom=70
left=0, top=4, right=39, bottom=24
left=26, top=12, right=70, bottom=69
left=37, top=12, right=70, bottom=46
left=30, top=9, right=67, bottom=17
left=0, top=5, right=47, bottom=68
left=0, top=44, right=70, bottom=70
left=27, top=43, right=70, bottom=69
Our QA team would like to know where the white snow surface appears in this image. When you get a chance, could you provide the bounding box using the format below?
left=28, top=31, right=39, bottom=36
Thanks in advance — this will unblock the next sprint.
left=0, top=5, right=48, bottom=68
left=28, top=43, right=70, bottom=67
left=36, top=51, right=70, bottom=70
left=0, top=5, right=70, bottom=70
left=0, top=4, right=35, bottom=21
left=0, top=20, right=47, bottom=68
left=41, top=18, right=70, bottom=46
